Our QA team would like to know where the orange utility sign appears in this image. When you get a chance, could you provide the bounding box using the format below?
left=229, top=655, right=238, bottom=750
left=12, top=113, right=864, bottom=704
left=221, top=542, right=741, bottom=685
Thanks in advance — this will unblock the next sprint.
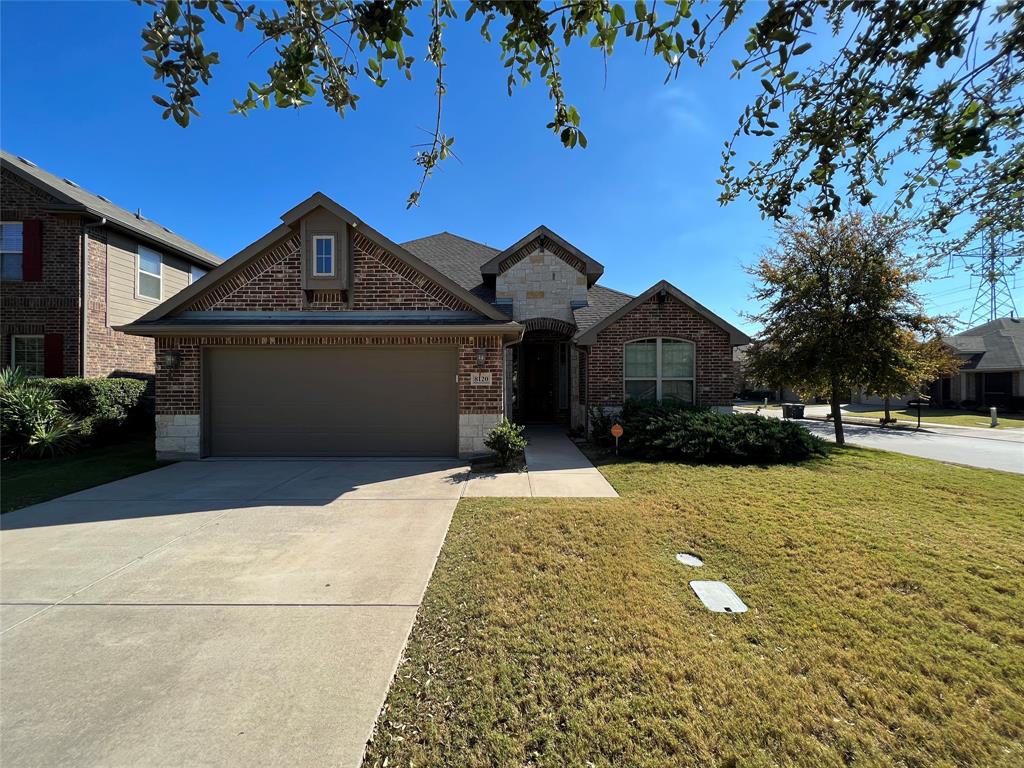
left=610, top=423, right=624, bottom=438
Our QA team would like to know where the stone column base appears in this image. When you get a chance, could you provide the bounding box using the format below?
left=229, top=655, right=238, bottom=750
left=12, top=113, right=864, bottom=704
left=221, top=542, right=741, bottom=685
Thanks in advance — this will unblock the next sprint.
left=155, top=414, right=201, bottom=460
left=458, top=413, right=501, bottom=458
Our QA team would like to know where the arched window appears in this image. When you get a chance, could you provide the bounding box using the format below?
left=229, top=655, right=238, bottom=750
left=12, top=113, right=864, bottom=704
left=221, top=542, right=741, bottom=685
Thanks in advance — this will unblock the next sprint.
left=624, top=338, right=695, bottom=403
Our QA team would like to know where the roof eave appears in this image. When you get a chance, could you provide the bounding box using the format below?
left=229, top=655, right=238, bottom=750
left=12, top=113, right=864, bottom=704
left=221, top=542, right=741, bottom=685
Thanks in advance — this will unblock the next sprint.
left=574, top=280, right=751, bottom=346
left=116, top=321, right=525, bottom=338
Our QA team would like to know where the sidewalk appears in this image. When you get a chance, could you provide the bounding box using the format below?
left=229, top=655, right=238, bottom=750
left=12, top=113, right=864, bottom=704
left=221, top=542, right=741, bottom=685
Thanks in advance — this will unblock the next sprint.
left=462, top=426, right=619, bottom=498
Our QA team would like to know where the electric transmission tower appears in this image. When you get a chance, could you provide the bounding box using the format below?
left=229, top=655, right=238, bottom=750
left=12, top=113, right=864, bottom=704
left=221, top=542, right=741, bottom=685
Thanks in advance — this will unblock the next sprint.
left=952, top=232, right=1023, bottom=326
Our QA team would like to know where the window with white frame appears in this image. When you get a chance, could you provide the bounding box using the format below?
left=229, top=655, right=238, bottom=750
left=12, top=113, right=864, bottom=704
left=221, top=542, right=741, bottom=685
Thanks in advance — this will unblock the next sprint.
left=313, top=235, right=335, bottom=276
left=137, top=246, right=163, bottom=300
left=11, top=335, right=44, bottom=377
left=624, top=338, right=695, bottom=403
left=189, top=264, right=207, bottom=284
left=1, top=222, right=23, bottom=281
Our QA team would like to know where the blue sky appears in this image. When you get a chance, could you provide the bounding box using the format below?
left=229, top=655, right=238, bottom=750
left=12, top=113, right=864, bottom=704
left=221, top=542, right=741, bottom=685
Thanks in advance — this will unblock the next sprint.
left=2, top=1, right=1015, bottom=333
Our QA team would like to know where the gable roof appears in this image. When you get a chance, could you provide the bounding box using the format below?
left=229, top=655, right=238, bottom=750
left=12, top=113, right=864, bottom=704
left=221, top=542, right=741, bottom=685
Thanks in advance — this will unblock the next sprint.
left=945, top=317, right=1024, bottom=371
left=574, top=280, right=751, bottom=345
left=402, top=232, right=499, bottom=304
left=573, top=284, right=634, bottom=335
left=1, top=150, right=220, bottom=268
left=127, top=193, right=510, bottom=326
left=479, top=226, right=604, bottom=286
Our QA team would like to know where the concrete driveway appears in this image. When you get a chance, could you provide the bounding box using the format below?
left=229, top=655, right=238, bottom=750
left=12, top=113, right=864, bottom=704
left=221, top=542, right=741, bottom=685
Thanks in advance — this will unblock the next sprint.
left=0, top=459, right=468, bottom=768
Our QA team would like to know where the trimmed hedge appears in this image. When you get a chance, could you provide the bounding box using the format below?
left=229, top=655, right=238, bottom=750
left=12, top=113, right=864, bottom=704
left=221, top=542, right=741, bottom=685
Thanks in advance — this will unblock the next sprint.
left=46, top=377, right=148, bottom=437
left=593, top=400, right=825, bottom=464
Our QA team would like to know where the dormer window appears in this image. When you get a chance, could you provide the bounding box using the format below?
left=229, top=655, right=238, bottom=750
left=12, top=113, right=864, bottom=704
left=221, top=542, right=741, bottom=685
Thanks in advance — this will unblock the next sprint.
left=314, top=235, right=335, bottom=277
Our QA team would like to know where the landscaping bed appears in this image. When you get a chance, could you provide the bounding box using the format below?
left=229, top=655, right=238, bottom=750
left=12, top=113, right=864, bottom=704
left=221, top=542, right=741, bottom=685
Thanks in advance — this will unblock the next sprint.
left=364, top=448, right=1024, bottom=768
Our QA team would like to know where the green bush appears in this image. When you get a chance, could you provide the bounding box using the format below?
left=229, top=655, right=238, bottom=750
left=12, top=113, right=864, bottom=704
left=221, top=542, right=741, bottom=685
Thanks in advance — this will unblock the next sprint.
left=47, top=376, right=148, bottom=437
left=1, top=369, right=81, bottom=459
left=484, top=419, right=528, bottom=469
left=607, top=399, right=825, bottom=464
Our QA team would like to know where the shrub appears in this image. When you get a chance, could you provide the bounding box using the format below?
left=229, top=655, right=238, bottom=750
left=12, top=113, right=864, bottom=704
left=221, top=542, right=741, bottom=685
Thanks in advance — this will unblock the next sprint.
left=608, top=402, right=825, bottom=464
left=959, top=399, right=978, bottom=411
left=47, top=377, right=148, bottom=438
left=587, top=406, right=616, bottom=446
left=484, top=419, right=528, bottom=469
left=0, top=369, right=81, bottom=459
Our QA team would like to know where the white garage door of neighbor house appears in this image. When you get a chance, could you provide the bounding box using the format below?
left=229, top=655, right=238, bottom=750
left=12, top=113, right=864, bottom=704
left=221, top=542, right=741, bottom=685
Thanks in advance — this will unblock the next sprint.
left=205, top=347, right=458, bottom=457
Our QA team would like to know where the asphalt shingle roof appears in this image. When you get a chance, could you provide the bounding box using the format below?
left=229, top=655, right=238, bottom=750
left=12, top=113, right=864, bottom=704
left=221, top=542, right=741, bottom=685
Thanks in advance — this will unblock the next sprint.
left=572, top=284, right=634, bottom=335
left=946, top=317, right=1024, bottom=371
left=1, top=150, right=221, bottom=267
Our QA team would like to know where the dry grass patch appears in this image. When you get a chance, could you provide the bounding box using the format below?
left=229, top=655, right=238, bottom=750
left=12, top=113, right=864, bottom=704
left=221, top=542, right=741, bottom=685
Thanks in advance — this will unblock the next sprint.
left=364, top=448, right=1023, bottom=768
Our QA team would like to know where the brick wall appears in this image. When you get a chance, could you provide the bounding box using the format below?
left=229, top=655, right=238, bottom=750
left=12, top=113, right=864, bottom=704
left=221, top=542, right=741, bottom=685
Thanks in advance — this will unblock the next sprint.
left=0, top=169, right=82, bottom=375
left=84, top=233, right=156, bottom=380
left=183, top=231, right=474, bottom=314
left=585, top=294, right=734, bottom=408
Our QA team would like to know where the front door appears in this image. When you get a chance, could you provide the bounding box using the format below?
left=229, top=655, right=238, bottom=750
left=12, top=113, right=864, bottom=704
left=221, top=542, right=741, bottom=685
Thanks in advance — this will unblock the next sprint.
left=521, top=343, right=556, bottom=420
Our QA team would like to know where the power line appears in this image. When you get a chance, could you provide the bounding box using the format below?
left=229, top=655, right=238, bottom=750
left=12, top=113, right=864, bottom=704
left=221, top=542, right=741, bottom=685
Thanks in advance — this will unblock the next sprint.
left=950, top=232, right=1023, bottom=324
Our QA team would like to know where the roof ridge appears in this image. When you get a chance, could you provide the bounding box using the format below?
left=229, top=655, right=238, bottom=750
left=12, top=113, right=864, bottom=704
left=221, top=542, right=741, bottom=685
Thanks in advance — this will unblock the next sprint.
left=403, top=231, right=500, bottom=253
left=592, top=284, right=635, bottom=298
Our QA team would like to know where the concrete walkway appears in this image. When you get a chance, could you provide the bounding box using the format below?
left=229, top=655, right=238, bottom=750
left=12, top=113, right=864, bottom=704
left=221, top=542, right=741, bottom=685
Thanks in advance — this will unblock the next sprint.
left=1, top=459, right=465, bottom=768
left=462, top=425, right=618, bottom=498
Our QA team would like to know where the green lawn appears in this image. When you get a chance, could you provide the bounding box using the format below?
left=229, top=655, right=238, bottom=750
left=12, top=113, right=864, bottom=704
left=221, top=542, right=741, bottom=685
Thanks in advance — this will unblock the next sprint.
left=364, top=449, right=1024, bottom=768
left=1, top=436, right=165, bottom=513
left=842, top=407, right=1024, bottom=429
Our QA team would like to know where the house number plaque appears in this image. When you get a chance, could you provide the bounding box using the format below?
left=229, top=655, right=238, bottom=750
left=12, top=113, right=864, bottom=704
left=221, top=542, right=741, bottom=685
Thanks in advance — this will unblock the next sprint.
left=470, top=372, right=492, bottom=386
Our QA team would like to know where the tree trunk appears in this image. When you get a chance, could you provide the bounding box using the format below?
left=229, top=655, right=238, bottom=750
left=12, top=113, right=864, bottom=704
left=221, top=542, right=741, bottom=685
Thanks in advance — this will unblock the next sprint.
left=831, top=379, right=845, bottom=445
left=884, top=396, right=892, bottom=424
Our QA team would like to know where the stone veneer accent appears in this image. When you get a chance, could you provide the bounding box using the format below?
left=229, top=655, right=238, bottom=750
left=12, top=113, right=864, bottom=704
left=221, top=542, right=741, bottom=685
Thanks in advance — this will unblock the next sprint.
left=155, top=414, right=200, bottom=460
left=496, top=246, right=587, bottom=322
left=154, top=334, right=505, bottom=460
left=458, top=413, right=503, bottom=457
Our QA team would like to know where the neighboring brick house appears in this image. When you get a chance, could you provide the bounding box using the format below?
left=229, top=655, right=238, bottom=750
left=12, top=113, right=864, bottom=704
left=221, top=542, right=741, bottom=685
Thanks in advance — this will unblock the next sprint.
left=122, top=192, right=749, bottom=460
left=1, top=151, right=221, bottom=382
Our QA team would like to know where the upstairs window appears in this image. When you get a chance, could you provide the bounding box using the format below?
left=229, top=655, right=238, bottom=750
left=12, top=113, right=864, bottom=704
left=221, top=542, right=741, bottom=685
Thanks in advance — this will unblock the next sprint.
left=189, top=264, right=208, bottom=284
left=624, top=338, right=695, bottom=403
left=11, top=335, right=44, bottom=377
left=314, top=235, right=335, bottom=276
left=1, top=222, right=23, bottom=281
left=137, top=246, right=163, bottom=300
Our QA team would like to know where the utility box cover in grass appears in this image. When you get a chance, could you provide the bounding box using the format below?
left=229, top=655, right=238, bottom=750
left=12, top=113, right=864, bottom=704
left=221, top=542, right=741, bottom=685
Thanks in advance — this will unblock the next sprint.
left=690, top=581, right=748, bottom=613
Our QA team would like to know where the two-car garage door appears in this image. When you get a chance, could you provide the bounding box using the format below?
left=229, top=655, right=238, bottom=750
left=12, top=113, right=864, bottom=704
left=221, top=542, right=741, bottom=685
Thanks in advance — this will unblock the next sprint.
left=205, top=347, right=458, bottom=457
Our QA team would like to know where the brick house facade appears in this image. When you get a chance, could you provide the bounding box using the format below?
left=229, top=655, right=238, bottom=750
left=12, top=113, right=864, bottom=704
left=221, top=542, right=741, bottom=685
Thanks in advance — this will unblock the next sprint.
left=123, top=193, right=748, bottom=460
left=1, top=152, right=220, bottom=382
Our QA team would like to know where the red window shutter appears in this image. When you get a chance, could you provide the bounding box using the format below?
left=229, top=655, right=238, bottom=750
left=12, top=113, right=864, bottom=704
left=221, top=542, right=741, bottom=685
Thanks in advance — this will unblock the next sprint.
left=43, top=333, right=64, bottom=377
left=22, top=219, right=43, bottom=281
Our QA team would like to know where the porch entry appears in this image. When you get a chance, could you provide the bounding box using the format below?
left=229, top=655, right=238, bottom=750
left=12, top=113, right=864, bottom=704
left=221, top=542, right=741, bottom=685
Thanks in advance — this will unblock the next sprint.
left=507, top=332, right=572, bottom=423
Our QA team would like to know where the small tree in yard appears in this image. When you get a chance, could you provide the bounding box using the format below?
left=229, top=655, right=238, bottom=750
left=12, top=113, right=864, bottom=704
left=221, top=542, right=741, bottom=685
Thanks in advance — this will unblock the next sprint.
left=865, top=331, right=963, bottom=424
left=745, top=211, right=948, bottom=446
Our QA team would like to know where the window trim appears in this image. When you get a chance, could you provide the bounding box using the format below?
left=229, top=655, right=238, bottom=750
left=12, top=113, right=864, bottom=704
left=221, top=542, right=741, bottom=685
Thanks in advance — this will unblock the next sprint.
left=10, top=334, right=44, bottom=377
left=623, top=337, right=696, bottom=404
left=312, top=234, right=336, bottom=277
left=1, top=221, right=24, bottom=282
left=136, top=246, right=163, bottom=302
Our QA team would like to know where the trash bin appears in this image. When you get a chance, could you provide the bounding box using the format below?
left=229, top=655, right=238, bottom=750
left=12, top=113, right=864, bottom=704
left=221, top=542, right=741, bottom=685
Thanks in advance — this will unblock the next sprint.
left=781, top=403, right=793, bottom=419
left=790, top=404, right=805, bottom=419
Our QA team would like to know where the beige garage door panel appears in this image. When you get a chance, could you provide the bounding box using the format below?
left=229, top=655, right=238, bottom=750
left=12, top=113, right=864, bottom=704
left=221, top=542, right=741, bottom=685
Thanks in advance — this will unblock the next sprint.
left=206, top=347, right=457, bottom=457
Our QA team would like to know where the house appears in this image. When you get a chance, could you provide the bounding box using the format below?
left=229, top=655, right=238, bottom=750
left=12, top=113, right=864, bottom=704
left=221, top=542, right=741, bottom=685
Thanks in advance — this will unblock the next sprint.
left=930, top=317, right=1024, bottom=407
left=120, top=193, right=750, bottom=459
left=1, top=151, right=221, bottom=381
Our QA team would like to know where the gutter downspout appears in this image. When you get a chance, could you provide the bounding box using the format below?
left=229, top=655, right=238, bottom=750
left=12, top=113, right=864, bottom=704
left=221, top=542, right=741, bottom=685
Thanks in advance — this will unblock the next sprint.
left=80, top=215, right=106, bottom=377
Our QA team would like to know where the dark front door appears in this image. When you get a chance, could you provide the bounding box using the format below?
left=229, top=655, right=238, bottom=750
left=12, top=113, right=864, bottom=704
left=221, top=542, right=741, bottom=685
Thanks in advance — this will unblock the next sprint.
left=521, top=343, right=556, bottom=420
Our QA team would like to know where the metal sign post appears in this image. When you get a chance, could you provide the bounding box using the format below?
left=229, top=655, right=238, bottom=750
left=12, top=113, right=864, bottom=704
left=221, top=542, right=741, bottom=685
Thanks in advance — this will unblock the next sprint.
left=610, top=423, right=623, bottom=455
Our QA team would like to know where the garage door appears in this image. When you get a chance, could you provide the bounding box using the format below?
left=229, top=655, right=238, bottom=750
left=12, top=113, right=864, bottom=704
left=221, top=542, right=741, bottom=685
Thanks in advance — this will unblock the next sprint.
left=205, top=347, right=457, bottom=457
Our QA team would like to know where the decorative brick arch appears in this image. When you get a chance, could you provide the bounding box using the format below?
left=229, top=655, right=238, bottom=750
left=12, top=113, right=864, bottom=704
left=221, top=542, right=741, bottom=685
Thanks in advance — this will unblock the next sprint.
left=522, top=317, right=576, bottom=338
